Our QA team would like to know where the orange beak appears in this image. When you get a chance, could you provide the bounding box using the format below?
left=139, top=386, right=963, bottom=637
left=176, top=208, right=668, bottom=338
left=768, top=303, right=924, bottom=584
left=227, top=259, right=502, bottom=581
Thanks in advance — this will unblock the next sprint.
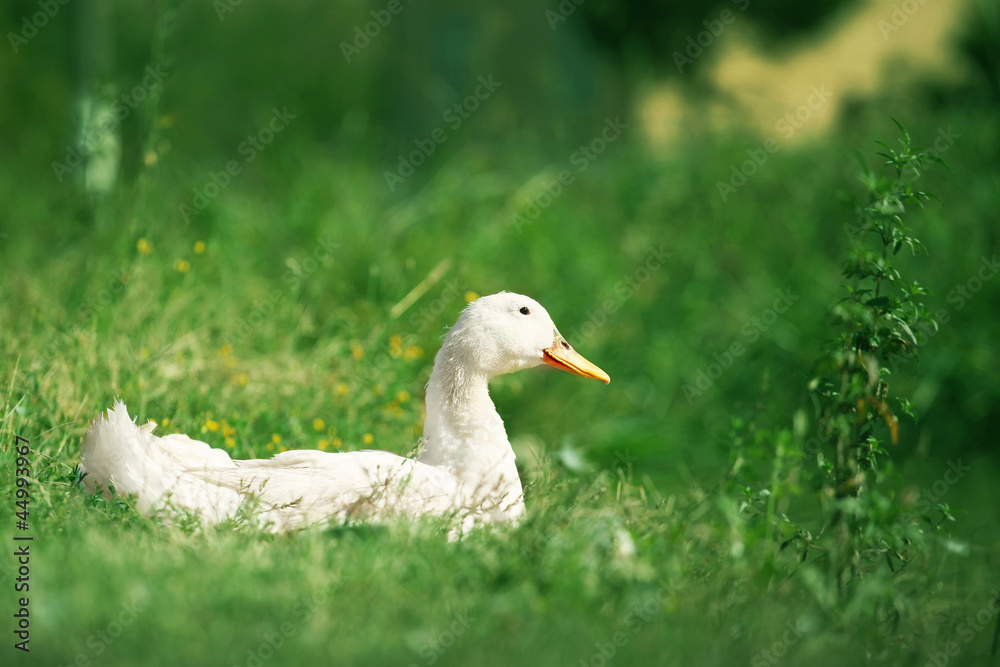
left=543, top=333, right=610, bottom=384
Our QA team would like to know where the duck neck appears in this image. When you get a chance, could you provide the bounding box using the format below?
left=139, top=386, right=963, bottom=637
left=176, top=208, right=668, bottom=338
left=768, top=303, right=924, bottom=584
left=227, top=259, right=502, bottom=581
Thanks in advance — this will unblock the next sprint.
left=417, top=349, right=522, bottom=507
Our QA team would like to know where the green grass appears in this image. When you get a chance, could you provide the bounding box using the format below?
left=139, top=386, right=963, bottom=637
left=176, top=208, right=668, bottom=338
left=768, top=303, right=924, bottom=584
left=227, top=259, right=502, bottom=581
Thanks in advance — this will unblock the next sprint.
left=2, top=101, right=999, bottom=666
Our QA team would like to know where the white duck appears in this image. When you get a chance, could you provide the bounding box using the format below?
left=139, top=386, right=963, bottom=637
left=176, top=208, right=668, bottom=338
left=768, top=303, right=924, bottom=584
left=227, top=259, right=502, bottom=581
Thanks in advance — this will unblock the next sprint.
left=81, top=292, right=609, bottom=532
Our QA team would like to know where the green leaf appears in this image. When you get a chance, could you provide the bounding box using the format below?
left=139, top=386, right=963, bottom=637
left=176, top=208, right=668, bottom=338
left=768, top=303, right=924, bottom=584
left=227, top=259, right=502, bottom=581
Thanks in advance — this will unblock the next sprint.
left=889, top=116, right=910, bottom=145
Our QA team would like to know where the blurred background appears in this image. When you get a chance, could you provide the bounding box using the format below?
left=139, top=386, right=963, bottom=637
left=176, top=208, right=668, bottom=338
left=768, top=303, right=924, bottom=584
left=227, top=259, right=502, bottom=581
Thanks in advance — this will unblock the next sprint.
left=2, top=1, right=1000, bottom=665
left=1, top=0, right=998, bottom=517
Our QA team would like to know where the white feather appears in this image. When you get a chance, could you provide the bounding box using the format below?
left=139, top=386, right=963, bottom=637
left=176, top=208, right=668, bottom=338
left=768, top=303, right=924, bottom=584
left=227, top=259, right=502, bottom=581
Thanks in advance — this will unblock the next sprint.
left=80, top=292, right=608, bottom=532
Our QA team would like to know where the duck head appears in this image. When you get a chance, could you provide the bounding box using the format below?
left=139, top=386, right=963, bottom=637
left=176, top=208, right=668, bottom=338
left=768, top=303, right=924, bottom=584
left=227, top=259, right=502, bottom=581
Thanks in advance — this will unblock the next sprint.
left=442, top=292, right=610, bottom=383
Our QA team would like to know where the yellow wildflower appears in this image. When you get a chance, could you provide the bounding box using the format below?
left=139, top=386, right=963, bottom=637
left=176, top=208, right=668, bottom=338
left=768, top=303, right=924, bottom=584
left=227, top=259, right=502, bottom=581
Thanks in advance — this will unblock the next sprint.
left=465, top=291, right=479, bottom=302
left=313, top=418, right=326, bottom=431
left=193, top=240, right=206, bottom=254
left=271, top=433, right=281, bottom=444
left=203, top=419, right=220, bottom=433
left=362, top=433, right=374, bottom=445
left=318, top=439, right=329, bottom=451
left=396, top=390, right=411, bottom=403
left=137, top=238, right=153, bottom=255
left=351, top=344, right=364, bottom=360
left=336, top=382, right=350, bottom=396
left=173, top=259, right=190, bottom=273
left=403, top=345, right=423, bottom=361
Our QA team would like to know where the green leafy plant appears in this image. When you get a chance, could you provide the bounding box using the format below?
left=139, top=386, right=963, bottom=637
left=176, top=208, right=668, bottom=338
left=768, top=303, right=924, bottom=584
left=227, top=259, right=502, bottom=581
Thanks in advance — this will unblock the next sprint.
left=729, top=121, right=947, bottom=597
left=806, top=121, right=946, bottom=592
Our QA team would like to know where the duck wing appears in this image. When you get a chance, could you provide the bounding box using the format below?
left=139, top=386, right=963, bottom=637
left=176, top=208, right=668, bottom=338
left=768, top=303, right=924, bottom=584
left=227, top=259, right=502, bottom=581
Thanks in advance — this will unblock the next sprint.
left=81, top=401, right=465, bottom=531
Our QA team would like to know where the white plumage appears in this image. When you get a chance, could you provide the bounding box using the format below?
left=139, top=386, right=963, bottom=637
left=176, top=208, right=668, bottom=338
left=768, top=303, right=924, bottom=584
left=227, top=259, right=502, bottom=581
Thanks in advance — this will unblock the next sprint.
left=80, top=292, right=610, bottom=532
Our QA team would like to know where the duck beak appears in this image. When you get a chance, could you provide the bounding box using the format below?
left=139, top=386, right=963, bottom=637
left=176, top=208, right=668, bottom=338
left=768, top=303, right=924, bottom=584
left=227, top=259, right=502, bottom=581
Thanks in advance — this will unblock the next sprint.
left=543, top=333, right=610, bottom=384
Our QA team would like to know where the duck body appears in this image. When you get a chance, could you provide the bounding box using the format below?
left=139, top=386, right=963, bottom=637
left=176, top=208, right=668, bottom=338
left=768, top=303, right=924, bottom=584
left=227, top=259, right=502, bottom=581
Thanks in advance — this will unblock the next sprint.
left=81, top=292, right=609, bottom=532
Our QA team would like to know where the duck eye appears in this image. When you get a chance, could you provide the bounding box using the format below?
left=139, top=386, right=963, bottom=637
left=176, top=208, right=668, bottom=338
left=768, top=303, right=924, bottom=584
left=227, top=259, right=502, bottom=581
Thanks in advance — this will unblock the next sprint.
left=519, top=307, right=530, bottom=315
